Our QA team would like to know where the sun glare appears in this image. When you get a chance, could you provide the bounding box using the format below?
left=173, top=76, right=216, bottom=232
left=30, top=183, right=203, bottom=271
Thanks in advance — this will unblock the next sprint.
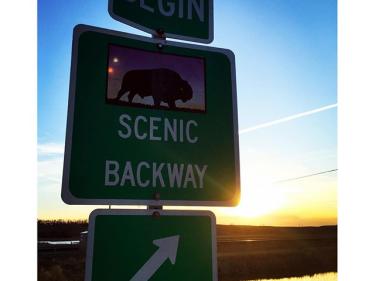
left=227, top=184, right=286, bottom=218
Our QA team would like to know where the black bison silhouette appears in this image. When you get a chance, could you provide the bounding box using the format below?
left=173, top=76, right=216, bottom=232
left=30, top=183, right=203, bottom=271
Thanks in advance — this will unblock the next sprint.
left=116, top=68, right=193, bottom=109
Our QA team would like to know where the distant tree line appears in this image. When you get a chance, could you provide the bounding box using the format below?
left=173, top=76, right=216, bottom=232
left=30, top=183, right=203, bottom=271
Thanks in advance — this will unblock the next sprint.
left=38, top=220, right=88, bottom=240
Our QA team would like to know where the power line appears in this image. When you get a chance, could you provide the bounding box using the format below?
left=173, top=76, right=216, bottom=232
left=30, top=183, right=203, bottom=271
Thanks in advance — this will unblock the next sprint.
left=273, top=169, right=338, bottom=184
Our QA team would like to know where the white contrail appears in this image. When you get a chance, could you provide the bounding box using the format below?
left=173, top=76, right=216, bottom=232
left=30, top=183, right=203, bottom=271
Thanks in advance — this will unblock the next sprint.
left=239, top=103, right=337, bottom=135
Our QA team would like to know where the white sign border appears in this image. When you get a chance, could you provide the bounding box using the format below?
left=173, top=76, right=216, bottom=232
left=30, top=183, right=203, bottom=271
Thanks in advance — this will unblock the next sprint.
left=84, top=209, right=218, bottom=281
left=61, top=24, right=240, bottom=207
left=108, top=0, right=214, bottom=44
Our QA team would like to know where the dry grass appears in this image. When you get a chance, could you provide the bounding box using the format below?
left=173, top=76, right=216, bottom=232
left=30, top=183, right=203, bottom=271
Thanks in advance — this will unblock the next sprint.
left=245, top=272, right=337, bottom=281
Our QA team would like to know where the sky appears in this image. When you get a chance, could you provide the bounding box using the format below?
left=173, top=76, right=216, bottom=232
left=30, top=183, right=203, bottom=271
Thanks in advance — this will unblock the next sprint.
left=38, top=0, right=337, bottom=226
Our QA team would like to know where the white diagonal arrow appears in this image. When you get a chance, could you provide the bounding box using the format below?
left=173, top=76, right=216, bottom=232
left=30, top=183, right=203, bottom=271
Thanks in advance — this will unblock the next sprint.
left=130, top=235, right=180, bottom=281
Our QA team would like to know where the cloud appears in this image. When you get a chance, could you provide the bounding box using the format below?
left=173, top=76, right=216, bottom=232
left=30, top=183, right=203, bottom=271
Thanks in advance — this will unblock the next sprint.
left=38, top=142, right=64, bottom=190
left=38, top=142, right=65, bottom=157
left=38, top=157, right=63, bottom=187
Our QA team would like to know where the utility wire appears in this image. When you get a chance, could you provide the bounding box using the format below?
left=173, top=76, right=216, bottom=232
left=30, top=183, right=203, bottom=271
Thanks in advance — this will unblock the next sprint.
left=273, top=169, right=338, bottom=184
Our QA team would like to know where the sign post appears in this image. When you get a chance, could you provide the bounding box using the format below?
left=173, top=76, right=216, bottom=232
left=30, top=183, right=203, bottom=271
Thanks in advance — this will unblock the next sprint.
left=62, top=2, right=240, bottom=280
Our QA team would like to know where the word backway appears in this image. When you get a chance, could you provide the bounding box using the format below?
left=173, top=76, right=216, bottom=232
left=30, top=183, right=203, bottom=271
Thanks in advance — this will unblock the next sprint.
left=105, top=160, right=208, bottom=189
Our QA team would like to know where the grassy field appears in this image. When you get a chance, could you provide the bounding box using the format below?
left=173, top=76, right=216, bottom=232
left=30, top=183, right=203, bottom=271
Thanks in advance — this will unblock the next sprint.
left=38, top=221, right=337, bottom=281
left=246, top=272, right=337, bottom=281
left=216, top=225, right=337, bottom=281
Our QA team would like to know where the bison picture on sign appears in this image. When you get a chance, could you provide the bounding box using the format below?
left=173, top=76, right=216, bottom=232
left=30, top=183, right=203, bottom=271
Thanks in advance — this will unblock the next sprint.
left=117, top=68, right=193, bottom=109
left=106, top=45, right=206, bottom=112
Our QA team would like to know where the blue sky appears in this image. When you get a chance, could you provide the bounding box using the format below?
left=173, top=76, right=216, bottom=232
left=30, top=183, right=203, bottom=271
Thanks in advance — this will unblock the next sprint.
left=38, top=0, right=337, bottom=225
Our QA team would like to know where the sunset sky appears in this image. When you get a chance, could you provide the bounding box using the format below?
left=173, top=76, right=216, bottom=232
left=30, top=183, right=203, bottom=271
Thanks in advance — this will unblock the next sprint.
left=38, top=0, right=337, bottom=226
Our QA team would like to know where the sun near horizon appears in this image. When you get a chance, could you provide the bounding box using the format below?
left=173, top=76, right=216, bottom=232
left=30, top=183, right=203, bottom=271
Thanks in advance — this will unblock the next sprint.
left=38, top=156, right=337, bottom=227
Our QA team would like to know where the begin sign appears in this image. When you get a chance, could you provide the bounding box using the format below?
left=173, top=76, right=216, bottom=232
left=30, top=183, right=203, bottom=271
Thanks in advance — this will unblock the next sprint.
left=108, top=0, right=213, bottom=43
left=62, top=24, right=239, bottom=206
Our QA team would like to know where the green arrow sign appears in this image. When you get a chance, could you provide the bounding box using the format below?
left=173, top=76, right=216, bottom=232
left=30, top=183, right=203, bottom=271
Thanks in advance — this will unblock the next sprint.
left=129, top=235, right=179, bottom=281
left=85, top=209, right=217, bottom=281
left=108, top=0, right=213, bottom=43
left=62, top=24, right=240, bottom=206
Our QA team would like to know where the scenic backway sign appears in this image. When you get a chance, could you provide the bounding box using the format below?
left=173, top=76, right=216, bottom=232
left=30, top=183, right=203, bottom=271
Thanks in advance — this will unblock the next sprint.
left=62, top=24, right=240, bottom=206
left=108, top=0, right=213, bottom=43
left=85, top=209, right=217, bottom=281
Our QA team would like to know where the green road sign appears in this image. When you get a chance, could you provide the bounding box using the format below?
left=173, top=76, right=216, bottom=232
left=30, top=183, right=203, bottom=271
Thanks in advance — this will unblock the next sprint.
left=85, top=209, right=217, bottom=281
left=62, top=24, right=240, bottom=206
left=108, top=0, right=213, bottom=43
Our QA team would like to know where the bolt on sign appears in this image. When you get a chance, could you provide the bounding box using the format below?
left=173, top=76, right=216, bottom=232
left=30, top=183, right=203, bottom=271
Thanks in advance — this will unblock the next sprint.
left=108, top=0, right=213, bottom=43
left=61, top=24, right=240, bottom=206
left=85, top=209, right=217, bottom=281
